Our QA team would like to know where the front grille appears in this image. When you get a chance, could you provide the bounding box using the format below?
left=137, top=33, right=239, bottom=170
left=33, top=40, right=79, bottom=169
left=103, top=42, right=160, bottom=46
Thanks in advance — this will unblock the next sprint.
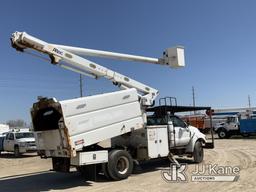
left=27, top=142, right=36, bottom=146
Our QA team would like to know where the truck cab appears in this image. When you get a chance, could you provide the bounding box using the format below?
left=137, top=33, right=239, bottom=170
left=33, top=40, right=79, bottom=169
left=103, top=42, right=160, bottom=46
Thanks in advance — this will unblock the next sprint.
left=214, top=114, right=256, bottom=139
left=147, top=115, right=192, bottom=146
left=147, top=114, right=206, bottom=161
left=215, top=115, right=240, bottom=138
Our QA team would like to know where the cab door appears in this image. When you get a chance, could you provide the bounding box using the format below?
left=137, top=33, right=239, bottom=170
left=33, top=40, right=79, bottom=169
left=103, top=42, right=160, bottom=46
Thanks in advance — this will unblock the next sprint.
left=4, top=133, right=15, bottom=151
left=169, top=116, right=191, bottom=147
left=226, top=116, right=239, bottom=131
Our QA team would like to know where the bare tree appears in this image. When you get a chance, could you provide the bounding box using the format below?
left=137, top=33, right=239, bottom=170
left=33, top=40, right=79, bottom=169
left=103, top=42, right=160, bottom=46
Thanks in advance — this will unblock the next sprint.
left=6, top=119, right=27, bottom=128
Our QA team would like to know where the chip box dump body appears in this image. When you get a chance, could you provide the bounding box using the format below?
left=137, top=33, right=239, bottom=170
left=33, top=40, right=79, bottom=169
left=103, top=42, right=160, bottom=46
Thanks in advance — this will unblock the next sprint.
left=32, top=88, right=144, bottom=158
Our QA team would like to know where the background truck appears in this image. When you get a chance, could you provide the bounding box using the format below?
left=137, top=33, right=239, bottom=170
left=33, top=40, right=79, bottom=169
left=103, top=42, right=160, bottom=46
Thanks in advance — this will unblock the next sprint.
left=11, top=31, right=213, bottom=180
left=215, top=113, right=256, bottom=139
left=181, top=114, right=226, bottom=133
left=0, top=130, right=37, bottom=157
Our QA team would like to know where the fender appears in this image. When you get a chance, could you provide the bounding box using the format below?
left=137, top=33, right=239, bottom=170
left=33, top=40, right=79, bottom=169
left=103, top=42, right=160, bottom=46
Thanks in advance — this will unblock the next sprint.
left=185, top=126, right=206, bottom=153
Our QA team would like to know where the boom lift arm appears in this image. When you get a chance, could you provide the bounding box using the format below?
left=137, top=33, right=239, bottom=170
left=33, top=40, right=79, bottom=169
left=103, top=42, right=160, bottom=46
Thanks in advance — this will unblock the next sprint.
left=11, top=31, right=185, bottom=106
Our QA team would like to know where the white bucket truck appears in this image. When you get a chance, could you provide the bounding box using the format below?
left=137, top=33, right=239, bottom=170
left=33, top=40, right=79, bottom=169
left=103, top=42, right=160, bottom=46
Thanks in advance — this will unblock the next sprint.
left=11, top=32, right=212, bottom=180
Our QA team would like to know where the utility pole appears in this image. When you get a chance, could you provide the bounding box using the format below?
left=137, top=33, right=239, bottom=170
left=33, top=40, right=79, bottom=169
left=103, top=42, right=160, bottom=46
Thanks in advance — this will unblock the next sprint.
left=192, top=86, right=196, bottom=114
left=248, top=95, right=251, bottom=109
left=80, top=74, right=83, bottom=97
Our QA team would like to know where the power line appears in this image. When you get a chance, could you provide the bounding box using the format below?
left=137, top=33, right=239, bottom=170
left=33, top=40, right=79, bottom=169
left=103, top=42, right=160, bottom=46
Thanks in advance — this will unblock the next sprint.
left=248, top=95, right=251, bottom=109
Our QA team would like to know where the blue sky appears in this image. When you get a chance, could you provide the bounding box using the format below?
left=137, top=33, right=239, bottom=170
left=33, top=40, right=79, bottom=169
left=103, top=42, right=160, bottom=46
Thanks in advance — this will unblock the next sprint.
left=1, top=0, right=256, bottom=123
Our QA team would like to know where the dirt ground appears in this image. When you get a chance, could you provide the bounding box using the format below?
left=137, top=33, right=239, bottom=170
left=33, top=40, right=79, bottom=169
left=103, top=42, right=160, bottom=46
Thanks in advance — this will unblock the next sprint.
left=0, top=137, right=256, bottom=192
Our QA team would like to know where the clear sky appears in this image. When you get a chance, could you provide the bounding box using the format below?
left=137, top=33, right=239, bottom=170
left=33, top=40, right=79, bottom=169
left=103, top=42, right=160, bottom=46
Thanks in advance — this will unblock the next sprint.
left=1, top=0, right=256, bottom=123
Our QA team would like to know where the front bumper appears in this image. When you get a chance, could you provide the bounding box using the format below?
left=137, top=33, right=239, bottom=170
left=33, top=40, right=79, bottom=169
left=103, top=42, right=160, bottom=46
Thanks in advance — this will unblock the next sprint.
left=19, top=145, right=37, bottom=153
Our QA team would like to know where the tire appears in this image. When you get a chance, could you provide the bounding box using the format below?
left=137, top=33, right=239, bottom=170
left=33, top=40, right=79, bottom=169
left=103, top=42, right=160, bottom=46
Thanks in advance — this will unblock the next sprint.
left=242, top=133, right=250, bottom=137
left=218, top=129, right=229, bottom=139
left=193, top=141, right=204, bottom=163
left=14, top=146, right=20, bottom=157
left=107, top=150, right=133, bottom=181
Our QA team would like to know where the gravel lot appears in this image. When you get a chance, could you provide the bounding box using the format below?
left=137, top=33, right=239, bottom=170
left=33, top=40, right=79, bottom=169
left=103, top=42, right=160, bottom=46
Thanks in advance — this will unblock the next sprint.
left=0, top=138, right=256, bottom=192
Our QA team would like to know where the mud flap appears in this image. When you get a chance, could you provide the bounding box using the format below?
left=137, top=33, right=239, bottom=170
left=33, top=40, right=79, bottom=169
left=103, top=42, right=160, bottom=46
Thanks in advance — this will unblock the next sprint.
left=203, top=142, right=214, bottom=149
left=52, top=157, right=70, bottom=172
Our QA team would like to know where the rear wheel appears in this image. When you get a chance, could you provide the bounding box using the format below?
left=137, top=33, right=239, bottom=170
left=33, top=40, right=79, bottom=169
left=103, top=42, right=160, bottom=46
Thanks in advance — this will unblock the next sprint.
left=193, top=141, right=204, bottom=163
left=14, top=146, right=20, bottom=157
left=107, top=150, right=133, bottom=180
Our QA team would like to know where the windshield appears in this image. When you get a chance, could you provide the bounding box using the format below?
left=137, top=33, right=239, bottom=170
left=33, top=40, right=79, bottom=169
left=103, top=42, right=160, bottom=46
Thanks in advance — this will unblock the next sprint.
left=15, top=132, right=34, bottom=139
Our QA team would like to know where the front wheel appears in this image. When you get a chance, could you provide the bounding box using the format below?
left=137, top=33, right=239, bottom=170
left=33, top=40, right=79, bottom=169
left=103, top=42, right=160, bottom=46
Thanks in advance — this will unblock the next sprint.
left=14, top=146, right=20, bottom=157
left=218, top=129, right=229, bottom=139
left=193, top=141, right=204, bottom=163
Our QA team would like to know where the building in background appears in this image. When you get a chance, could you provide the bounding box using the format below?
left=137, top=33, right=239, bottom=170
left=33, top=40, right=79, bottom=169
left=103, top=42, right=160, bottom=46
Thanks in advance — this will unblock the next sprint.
left=0, top=124, right=10, bottom=136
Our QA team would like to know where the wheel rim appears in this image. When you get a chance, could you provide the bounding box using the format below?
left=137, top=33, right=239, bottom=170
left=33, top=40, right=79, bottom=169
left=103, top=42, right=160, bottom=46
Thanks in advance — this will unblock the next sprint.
left=116, top=156, right=129, bottom=175
left=220, top=131, right=226, bottom=138
left=14, top=147, right=19, bottom=156
left=198, top=145, right=203, bottom=158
